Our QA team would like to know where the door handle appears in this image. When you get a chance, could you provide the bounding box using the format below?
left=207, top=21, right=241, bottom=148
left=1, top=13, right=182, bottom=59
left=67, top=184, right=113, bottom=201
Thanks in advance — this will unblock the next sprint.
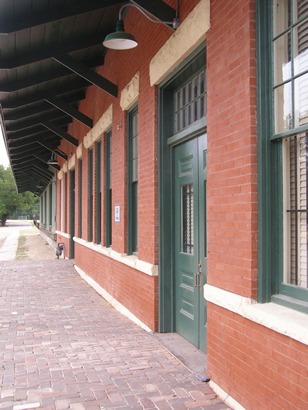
left=194, top=260, right=202, bottom=288
left=194, top=272, right=198, bottom=287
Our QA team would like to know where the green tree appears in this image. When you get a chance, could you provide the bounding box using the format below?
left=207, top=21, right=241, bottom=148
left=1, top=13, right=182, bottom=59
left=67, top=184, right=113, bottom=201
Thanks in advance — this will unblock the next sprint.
left=0, top=165, right=39, bottom=226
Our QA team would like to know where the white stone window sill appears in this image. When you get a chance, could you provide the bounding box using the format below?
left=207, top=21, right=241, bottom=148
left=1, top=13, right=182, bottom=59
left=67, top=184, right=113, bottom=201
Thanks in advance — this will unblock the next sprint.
left=204, top=284, right=308, bottom=345
left=73, top=236, right=158, bottom=277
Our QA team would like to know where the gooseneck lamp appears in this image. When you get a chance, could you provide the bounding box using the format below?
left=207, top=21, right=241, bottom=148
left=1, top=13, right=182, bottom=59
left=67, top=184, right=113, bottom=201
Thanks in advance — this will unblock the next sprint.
left=103, top=0, right=180, bottom=50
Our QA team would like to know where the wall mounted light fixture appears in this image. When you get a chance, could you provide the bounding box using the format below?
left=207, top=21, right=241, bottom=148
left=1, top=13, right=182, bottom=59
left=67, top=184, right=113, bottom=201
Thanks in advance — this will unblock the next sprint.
left=103, top=0, right=180, bottom=50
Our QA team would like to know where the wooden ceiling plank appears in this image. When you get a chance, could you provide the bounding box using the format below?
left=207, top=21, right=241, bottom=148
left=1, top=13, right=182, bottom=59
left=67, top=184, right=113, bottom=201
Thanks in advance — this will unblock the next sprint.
left=0, top=56, right=102, bottom=92
left=0, top=1, right=124, bottom=34
left=3, top=91, right=86, bottom=120
left=6, top=112, right=70, bottom=133
left=1, top=79, right=87, bottom=109
left=0, top=34, right=106, bottom=69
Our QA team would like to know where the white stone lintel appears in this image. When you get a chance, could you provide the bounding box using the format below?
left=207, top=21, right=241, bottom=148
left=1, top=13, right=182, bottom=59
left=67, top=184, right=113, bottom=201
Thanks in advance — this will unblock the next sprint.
left=150, top=0, right=210, bottom=86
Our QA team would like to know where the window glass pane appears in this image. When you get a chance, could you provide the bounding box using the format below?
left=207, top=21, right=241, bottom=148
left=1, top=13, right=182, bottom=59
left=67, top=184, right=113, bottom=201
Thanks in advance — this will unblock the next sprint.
left=294, top=20, right=308, bottom=76
left=109, top=133, right=112, bottom=188
left=294, top=73, right=308, bottom=128
left=274, top=81, right=293, bottom=133
left=283, top=132, right=308, bottom=288
left=274, top=33, right=292, bottom=85
left=273, top=0, right=291, bottom=37
left=105, top=131, right=112, bottom=247
left=295, top=0, right=308, bottom=23
left=128, top=108, right=138, bottom=254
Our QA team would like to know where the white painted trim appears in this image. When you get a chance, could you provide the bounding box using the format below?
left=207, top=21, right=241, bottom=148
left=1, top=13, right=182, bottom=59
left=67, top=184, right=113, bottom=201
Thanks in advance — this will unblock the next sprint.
left=55, top=230, right=71, bottom=239
left=149, top=0, right=210, bottom=86
left=120, top=72, right=140, bottom=111
left=73, top=236, right=158, bottom=277
left=83, top=104, right=113, bottom=149
left=76, top=143, right=83, bottom=159
left=68, top=154, right=76, bottom=170
left=74, top=264, right=152, bottom=333
left=204, top=284, right=308, bottom=345
left=209, top=381, right=245, bottom=410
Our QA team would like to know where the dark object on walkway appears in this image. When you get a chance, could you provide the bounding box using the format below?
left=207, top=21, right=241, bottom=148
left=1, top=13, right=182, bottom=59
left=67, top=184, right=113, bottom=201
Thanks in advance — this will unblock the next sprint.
left=56, top=242, right=65, bottom=258
left=197, top=373, right=211, bottom=382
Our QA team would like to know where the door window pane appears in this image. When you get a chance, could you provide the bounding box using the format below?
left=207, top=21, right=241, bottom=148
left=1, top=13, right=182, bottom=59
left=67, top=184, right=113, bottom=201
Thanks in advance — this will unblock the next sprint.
left=182, top=184, right=194, bottom=254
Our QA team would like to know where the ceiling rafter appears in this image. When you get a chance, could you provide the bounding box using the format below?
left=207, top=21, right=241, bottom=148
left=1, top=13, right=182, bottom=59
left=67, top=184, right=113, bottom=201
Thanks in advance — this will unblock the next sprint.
left=45, top=96, right=93, bottom=128
left=53, top=54, right=118, bottom=97
left=41, top=122, right=79, bottom=147
left=37, top=142, right=68, bottom=160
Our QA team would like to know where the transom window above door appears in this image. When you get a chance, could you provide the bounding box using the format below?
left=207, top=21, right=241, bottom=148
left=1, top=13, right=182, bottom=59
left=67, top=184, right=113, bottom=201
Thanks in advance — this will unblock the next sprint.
left=174, top=69, right=206, bottom=134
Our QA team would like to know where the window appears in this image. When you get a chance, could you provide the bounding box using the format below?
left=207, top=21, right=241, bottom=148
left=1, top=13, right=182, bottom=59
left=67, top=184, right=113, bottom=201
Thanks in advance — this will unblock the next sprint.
left=60, top=175, right=66, bottom=232
left=96, top=141, right=102, bottom=244
left=88, top=149, right=93, bottom=242
left=128, top=107, right=138, bottom=255
left=105, top=131, right=112, bottom=247
left=174, top=69, right=206, bottom=134
left=257, top=0, right=308, bottom=312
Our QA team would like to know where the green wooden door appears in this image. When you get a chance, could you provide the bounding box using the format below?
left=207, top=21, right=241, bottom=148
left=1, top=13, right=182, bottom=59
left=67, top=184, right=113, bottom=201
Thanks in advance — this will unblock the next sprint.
left=173, top=135, right=206, bottom=351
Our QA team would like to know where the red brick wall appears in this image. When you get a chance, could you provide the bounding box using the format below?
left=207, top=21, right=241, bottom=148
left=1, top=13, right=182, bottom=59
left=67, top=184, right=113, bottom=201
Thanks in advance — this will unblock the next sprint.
left=207, top=0, right=258, bottom=299
left=206, top=2, right=308, bottom=408
left=208, top=304, right=308, bottom=409
left=75, top=242, right=158, bottom=331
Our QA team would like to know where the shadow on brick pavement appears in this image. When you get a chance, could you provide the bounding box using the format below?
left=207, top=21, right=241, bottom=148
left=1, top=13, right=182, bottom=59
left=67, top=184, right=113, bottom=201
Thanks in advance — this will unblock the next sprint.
left=0, top=226, right=231, bottom=409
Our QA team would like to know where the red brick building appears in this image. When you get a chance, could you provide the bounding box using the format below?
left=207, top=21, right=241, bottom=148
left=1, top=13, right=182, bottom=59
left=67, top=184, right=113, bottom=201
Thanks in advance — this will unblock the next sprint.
left=2, top=1, right=308, bottom=408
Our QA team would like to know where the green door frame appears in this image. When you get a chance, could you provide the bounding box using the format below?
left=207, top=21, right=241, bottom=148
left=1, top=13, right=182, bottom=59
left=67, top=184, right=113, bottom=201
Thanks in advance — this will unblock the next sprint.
left=158, top=46, right=206, bottom=333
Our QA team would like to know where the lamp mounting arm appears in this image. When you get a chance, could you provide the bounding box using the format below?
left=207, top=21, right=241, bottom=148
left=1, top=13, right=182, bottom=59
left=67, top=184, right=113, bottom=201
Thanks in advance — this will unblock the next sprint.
left=120, top=1, right=180, bottom=30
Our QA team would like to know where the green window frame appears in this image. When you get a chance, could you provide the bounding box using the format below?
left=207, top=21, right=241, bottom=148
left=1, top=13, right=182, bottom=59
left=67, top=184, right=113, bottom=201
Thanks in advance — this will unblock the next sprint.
left=78, top=159, right=82, bottom=238
left=127, top=106, right=138, bottom=255
left=95, top=141, right=102, bottom=244
left=88, top=149, right=93, bottom=242
left=257, top=0, right=308, bottom=313
left=64, top=173, right=67, bottom=232
left=105, top=130, right=112, bottom=247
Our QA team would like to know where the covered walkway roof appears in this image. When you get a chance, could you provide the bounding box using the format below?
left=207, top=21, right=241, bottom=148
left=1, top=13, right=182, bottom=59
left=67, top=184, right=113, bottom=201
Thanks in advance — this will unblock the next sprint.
left=0, top=0, right=176, bottom=195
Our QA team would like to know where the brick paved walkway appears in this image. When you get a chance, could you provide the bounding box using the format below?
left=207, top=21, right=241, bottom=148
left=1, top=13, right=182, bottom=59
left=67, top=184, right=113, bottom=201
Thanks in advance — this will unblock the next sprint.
left=0, top=226, right=230, bottom=410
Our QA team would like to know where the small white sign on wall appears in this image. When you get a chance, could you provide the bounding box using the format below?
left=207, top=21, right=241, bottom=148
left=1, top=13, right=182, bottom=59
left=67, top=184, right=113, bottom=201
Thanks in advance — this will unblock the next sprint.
left=115, top=205, right=120, bottom=223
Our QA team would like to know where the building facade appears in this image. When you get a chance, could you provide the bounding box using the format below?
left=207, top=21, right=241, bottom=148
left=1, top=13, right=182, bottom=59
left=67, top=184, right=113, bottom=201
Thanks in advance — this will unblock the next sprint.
left=43, top=1, right=307, bottom=408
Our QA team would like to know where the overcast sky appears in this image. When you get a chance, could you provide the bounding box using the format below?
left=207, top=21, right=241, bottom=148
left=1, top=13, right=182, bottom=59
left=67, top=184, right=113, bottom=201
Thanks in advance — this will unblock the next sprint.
left=0, top=129, right=10, bottom=168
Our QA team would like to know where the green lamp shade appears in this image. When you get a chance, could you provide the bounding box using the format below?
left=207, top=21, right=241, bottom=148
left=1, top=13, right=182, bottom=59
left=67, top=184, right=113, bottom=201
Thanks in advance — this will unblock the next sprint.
left=103, top=19, right=138, bottom=50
